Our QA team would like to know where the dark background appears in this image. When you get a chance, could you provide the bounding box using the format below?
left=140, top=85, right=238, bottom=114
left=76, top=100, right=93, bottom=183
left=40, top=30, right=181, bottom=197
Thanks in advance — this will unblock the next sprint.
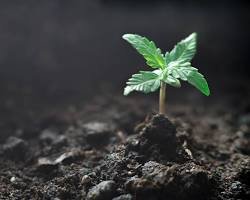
left=0, top=0, right=249, bottom=108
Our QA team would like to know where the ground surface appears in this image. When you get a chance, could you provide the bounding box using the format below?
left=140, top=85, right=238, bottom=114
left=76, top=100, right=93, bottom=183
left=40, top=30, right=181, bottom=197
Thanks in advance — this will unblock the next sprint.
left=0, top=92, right=250, bottom=200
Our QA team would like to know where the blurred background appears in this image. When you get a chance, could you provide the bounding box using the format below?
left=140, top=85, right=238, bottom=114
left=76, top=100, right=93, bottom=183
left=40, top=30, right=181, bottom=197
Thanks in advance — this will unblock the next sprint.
left=0, top=0, right=249, bottom=121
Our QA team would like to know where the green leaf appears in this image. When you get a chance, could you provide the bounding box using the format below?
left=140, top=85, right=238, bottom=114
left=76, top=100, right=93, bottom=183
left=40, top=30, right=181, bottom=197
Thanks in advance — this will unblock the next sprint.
left=122, top=32, right=210, bottom=98
left=122, top=34, right=165, bottom=69
left=186, top=71, right=210, bottom=96
left=168, top=64, right=210, bottom=96
left=165, top=33, right=197, bottom=64
left=124, top=71, right=161, bottom=95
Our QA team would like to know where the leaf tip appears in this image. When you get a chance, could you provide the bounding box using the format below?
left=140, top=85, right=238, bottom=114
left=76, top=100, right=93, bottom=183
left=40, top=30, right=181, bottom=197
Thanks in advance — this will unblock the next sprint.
left=191, top=32, right=197, bottom=37
left=123, top=87, right=130, bottom=96
left=122, top=34, right=128, bottom=39
left=202, top=85, right=210, bottom=96
left=204, top=88, right=210, bottom=96
left=185, top=32, right=197, bottom=43
left=122, top=33, right=133, bottom=40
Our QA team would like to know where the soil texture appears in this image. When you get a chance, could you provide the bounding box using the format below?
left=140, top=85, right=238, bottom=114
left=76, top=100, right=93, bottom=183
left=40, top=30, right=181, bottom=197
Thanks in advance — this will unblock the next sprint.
left=0, top=95, right=250, bottom=200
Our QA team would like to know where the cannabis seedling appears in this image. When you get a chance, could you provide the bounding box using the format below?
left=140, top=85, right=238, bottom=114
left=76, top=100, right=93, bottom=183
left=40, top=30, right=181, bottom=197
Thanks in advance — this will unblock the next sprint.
left=122, top=33, right=210, bottom=114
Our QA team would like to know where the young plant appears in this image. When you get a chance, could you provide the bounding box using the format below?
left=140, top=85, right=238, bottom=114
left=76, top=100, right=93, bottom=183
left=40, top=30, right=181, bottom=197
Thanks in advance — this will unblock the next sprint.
left=122, top=33, right=210, bottom=114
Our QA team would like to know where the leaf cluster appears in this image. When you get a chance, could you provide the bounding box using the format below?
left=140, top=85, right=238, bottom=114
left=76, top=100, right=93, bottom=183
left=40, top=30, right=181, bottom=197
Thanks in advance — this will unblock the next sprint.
left=123, top=33, right=210, bottom=96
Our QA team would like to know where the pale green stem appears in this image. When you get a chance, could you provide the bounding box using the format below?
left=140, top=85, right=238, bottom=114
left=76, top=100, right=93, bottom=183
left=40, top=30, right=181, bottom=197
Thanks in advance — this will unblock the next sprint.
left=159, top=81, right=166, bottom=114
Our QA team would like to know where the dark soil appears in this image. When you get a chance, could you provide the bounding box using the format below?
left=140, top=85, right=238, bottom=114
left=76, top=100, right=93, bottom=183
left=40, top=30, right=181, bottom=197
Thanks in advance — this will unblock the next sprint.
left=0, top=94, right=250, bottom=200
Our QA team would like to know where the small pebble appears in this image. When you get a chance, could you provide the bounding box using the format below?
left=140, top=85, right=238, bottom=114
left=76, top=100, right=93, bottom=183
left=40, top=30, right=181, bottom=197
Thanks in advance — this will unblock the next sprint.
left=10, top=177, right=16, bottom=183
left=86, top=180, right=116, bottom=200
left=2, top=137, right=29, bottom=161
left=81, top=175, right=91, bottom=185
left=112, top=194, right=133, bottom=200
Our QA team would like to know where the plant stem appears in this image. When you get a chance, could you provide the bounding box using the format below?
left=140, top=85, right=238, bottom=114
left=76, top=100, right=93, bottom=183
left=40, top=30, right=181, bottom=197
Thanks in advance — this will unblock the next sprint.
left=159, top=81, right=166, bottom=114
